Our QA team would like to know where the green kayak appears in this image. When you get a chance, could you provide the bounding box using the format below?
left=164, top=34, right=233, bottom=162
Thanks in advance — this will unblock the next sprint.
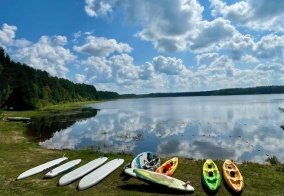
left=202, top=159, right=221, bottom=192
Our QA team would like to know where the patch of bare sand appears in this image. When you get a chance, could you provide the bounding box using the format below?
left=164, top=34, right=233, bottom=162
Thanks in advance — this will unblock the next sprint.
left=33, top=148, right=58, bottom=154
left=31, top=179, right=51, bottom=186
left=0, top=131, right=27, bottom=144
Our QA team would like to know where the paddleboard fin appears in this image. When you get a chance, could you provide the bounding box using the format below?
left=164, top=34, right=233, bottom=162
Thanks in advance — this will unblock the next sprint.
left=183, top=180, right=191, bottom=186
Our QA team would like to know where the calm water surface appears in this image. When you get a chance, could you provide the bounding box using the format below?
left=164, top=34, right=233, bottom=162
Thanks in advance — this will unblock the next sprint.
left=39, top=94, right=284, bottom=163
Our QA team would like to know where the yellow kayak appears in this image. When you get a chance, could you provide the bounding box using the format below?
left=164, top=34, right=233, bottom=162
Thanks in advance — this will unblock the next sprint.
left=155, top=157, right=178, bottom=176
left=223, top=159, right=244, bottom=193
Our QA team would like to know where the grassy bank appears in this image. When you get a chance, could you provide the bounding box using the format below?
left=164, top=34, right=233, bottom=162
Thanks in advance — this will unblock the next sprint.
left=0, top=104, right=283, bottom=195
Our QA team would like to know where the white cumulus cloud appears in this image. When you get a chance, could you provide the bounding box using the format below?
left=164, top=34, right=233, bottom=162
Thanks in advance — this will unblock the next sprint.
left=73, top=36, right=133, bottom=57
left=210, top=0, right=284, bottom=32
left=12, top=36, right=76, bottom=78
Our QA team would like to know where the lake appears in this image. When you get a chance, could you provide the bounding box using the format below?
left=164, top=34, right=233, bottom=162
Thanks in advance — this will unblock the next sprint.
left=38, top=94, right=284, bottom=163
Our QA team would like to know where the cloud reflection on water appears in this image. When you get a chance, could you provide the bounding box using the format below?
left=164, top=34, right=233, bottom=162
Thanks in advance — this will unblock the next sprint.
left=39, top=95, right=284, bottom=163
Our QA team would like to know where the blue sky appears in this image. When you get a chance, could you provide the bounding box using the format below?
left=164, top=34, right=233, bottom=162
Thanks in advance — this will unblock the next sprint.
left=1, top=0, right=284, bottom=94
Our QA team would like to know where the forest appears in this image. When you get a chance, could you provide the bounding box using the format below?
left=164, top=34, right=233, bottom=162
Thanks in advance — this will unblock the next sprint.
left=0, top=47, right=119, bottom=110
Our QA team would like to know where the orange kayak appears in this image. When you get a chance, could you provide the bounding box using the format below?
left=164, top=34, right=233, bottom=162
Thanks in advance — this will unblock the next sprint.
left=223, top=159, right=244, bottom=192
left=155, top=157, right=178, bottom=176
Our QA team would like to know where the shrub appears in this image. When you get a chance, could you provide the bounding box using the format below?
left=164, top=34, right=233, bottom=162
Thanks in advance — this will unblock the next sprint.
left=266, top=155, right=280, bottom=165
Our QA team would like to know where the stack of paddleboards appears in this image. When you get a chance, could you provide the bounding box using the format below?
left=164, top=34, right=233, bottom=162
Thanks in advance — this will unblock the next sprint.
left=124, top=154, right=194, bottom=192
left=16, top=156, right=124, bottom=190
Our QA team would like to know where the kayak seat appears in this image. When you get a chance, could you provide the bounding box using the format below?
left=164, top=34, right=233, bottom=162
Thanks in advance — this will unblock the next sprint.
left=208, top=171, right=214, bottom=177
left=230, top=171, right=236, bottom=177
left=207, top=178, right=217, bottom=183
left=230, top=178, right=241, bottom=185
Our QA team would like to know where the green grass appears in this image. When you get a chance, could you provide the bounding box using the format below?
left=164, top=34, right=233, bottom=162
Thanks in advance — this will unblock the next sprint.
left=38, top=101, right=102, bottom=111
left=1, top=105, right=283, bottom=195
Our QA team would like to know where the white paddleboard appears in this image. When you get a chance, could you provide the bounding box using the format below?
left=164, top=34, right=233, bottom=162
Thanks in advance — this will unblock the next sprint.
left=17, top=157, right=68, bottom=180
left=78, top=158, right=124, bottom=190
left=58, top=157, right=108, bottom=186
left=44, top=159, right=82, bottom=178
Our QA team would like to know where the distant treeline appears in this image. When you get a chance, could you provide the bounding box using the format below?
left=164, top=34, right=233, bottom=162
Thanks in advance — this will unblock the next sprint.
left=120, top=86, right=284, bottom=99
left=135, top=85, right=284, bottom=98
left=0, top=47, right=119, bottom=110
